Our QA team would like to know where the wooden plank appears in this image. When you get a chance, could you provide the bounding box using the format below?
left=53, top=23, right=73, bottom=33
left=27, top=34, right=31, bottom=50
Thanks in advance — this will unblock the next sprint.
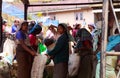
left=100, top=0, right=109, bottom=78
left=21, top=0, right=29, bottom=4
left=106, top=52, right=120, bottom=56
left=24, top=4, right=28, bottom=20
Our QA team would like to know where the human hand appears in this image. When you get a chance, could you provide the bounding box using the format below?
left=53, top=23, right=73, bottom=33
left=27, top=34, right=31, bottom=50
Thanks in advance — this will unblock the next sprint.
left=116, top=65, right=120, bottom=71
left=31, top=51, right=37, bottom=56
left=45, top=54, right=51, bottom=59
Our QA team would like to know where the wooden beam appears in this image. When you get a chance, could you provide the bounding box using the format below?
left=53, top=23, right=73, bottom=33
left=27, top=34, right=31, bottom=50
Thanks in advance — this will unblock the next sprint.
left=28, top=2, right=102, bottom=7
left=27, top=1, right=120, bottom=7
left=24, top=4, right=28, bottom=20
left=0, top=0, right=2, bottom=48
left=100, top=0, right=109, bottom=78
left=106, top=52, right=120, bottom=56
left=21, top=0, right=29, bottom=5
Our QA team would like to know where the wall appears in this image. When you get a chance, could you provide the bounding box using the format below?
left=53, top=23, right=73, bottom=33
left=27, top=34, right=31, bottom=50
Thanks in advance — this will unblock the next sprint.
left=55, top=8, right=94, bottom=27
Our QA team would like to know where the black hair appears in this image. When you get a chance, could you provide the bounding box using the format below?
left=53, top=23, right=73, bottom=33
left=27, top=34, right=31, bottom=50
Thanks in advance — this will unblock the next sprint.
left=2, top=20, right=7, bottom=25
left=44, top=38, right=55, bottom=47
left=75, top=24, right=81, bottom=29
left=58, top=23, right=67, bottom=32
left=19, top=21, right=28, bottom=30
left=114, top=28, right=119, bottom=34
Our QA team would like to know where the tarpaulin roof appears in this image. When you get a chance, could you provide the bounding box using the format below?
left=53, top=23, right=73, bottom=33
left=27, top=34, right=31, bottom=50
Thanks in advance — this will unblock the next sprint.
left=2, top=2, right=24, bottom=19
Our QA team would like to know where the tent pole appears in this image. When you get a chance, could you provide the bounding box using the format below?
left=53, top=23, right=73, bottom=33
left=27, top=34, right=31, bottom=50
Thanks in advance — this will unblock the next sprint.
left=0, top=0, right=2, bottom=50
left=24, top=3, right=28, bottom=20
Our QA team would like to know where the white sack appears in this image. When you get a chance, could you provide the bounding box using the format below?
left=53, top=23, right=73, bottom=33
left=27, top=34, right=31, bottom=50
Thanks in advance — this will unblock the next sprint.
left=2, top=38, right=16, bottom=64
left=68, top=53, right=80, bottom=77
left=31, top=54, right=47, bottom=78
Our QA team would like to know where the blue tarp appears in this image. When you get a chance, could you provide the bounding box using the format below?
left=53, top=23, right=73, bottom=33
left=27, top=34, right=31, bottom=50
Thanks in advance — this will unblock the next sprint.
left=43, top=19, right=59, bottom=27
left=2, top=2, right=24, bottom=19
left=38, top=18, right=59, bottom=27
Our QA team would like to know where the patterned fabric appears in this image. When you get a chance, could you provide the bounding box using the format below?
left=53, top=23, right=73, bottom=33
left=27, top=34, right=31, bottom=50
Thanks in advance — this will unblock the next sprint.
left=76, top=28, right=93, bottom=49
left=76, top=28, right=93, bottom=42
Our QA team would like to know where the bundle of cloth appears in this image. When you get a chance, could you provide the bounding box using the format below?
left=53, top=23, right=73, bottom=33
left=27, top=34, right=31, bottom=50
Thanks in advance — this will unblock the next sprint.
left=31, top=54, right=48, bottom=78
left=0, top=37, right=16, bottom=65
left=68, top=52, right=80, bottom=77
left=31, top=38, right=55, bottom=78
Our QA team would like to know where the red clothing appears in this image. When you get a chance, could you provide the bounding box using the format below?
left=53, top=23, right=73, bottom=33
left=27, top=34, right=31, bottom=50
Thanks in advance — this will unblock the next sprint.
left=29, top=34, right=37, bottom=51
left=72, top=29, right=78, bottom=38
left=2, top=25, right=5, bottom=32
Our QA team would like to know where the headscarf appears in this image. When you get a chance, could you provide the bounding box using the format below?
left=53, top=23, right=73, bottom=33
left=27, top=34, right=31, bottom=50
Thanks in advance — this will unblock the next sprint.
left=88, top=23, right=96, bottom=29
left=29, top=23, right=42, bottom=34
left=76, top=28, right=93, bottom=42
left=58, top=23, right=74, bottom=41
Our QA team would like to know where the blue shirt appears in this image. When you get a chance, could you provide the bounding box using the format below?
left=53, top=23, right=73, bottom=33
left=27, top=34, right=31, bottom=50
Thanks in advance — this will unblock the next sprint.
left=16, top=30, right=26, bottom=40
left=11, top=25, right=17, bottom=33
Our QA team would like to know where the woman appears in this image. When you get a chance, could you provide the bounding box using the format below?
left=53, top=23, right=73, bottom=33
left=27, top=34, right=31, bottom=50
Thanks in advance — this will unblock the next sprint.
left=72, top=24, right=81, bottom=41
left=76, top=28, right=93, bottom=78
left=29, top=24, right=42, bottom=51
left=46, top=25, right=57, bottom=39
left=47, top=23, right=69, bottom=78
left=16, top=21, right=37, bottom=78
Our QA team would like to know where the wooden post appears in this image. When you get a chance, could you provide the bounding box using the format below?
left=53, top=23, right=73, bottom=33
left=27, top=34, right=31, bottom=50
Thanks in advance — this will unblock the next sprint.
left=0, top=0, right=2, bottom=48
left=24, top=3, right=28, bottom=20
left=100, top=0, right=109, bottom=78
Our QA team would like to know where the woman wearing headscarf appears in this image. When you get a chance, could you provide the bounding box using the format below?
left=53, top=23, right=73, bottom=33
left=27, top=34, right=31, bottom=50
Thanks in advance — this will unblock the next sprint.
left=46, top=23, right=69, bottom=78
left=16, top=21, right=37, bottom=78
left=76, top=28, right=93, bottom=78
left=29, top=24, right=42, bottom=51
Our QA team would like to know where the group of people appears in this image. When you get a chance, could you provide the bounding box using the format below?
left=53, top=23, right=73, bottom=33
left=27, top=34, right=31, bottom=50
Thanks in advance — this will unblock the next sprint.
left=2, top=18, right=120, bottom=78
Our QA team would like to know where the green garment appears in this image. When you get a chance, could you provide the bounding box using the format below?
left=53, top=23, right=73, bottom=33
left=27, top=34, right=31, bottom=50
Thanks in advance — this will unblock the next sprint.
left=38, top=43, right=47, bottom=54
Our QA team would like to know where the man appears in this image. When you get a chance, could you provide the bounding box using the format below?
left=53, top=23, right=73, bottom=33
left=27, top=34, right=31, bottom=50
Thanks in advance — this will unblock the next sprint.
left=11, top=19, right=20, bottom=33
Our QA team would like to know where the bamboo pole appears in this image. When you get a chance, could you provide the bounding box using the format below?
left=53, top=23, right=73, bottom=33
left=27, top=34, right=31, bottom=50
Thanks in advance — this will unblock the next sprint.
left=100, top=0, right=109, bottom=78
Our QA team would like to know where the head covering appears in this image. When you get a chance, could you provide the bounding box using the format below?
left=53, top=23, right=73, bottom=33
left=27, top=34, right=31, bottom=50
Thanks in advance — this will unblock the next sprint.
left=29, top=23, right=42, bottom=34
left=76, top=28, right=93, bottom=41
left=2, top=20, right=7, bottom=25
left=58, top=23, right=74, bottom=41
left=88, top=23, right=96, bottom=29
